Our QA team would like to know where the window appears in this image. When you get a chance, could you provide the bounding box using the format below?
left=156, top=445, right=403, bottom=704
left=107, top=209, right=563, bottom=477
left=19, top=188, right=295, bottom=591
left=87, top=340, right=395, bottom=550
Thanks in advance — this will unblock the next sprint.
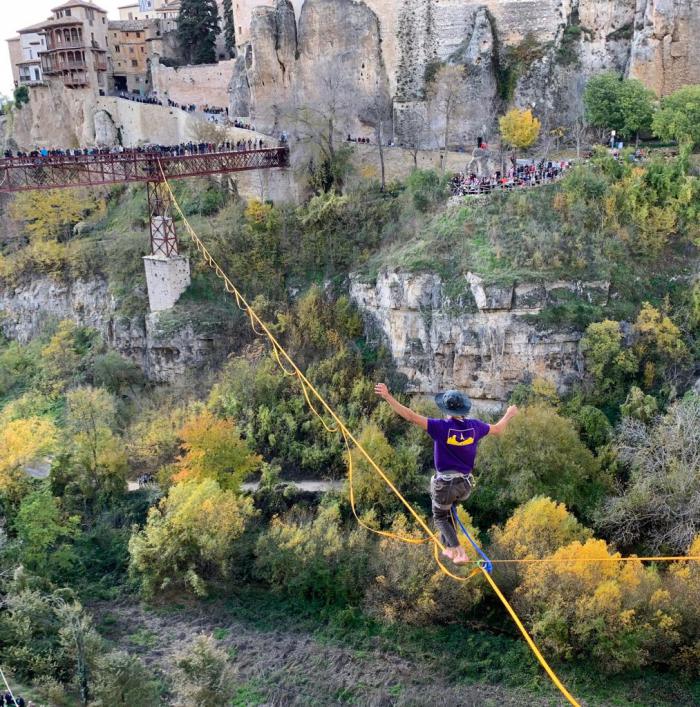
left=65, top=8, right=71, bottom=16
left=128, top=12, right=133, bottom=20
left=131, top=59, right=138, bottom=67
left=102, top=17, right=105, bottom=24
left=129, top=47, right=134, bottom=53
left=140, top=46, right=144, bottom=53
left=136, top=32, right=141, bottom=38
left=115, top=45, right=120, bottom=53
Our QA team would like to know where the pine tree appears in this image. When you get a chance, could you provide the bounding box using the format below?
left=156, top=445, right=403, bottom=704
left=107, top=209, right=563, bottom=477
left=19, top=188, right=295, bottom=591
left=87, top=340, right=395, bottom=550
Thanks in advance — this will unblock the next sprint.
left=177, top=0, right=220, bottom=65
left=222, top=0, right=236, bottom=56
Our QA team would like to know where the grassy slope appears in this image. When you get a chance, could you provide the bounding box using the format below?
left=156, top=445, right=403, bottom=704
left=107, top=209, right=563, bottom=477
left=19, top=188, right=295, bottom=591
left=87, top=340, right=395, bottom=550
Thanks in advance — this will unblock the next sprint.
left=90, top=589, right=699, bottom=707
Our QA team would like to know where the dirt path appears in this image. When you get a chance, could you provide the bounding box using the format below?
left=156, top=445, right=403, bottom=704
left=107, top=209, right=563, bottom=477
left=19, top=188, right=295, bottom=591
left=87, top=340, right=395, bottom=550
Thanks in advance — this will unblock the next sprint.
left=96, top=600, right=567, bottom=706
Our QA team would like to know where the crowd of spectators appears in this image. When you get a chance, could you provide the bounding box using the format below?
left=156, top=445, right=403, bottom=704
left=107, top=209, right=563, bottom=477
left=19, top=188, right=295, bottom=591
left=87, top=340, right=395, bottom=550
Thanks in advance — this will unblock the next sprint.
left=115, top=92, right=232, bottom=121
left=3, top=694, right=28, bottom=707
left=451, top=159, right=571, bottom=195
left=2, top=137, right=277, bottom=164
left=347, top=135, right=371, bottom=144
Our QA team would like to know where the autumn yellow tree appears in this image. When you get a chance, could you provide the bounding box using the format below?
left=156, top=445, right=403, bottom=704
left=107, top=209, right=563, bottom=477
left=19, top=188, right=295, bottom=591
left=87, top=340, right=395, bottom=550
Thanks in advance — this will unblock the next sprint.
left=173, top=408, right=260, bottom=491
left=516, top=538, right=680, bottom=671
left=0, top=417, right=58, bottom=500
left=633, top=302, right=688, bottom=389
left=128, top=478, right=257, bottom=596
left=666, top=535, right=700, bottom=673
left=38, top=320, right=85, bottom=396
left=10, top=188, right=103, bottom=242
left=491, top=496, right=592, bottom=561
left=499, top=108, right=541, bottom=157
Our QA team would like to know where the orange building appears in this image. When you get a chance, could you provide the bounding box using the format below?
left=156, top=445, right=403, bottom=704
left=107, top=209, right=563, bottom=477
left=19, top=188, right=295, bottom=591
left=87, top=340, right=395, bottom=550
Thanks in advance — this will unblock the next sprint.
left=108, top=20, right=151, bottom=94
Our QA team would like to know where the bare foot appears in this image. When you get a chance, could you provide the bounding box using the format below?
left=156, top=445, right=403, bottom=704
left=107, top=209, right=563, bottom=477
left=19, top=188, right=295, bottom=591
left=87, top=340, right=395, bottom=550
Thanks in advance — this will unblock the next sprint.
left=452, top=549, right=470, bottom=565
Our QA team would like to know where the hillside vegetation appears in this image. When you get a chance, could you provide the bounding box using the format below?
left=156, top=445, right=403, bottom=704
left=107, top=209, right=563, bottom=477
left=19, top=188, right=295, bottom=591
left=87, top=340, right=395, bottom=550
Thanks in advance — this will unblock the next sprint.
left=0, top=141, right=698, bottom=705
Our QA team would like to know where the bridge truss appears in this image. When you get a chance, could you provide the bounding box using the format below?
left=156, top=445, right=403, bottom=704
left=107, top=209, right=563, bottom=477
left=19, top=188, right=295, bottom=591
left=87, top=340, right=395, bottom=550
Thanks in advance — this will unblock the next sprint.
left=0, top=147, right=290, bottom=255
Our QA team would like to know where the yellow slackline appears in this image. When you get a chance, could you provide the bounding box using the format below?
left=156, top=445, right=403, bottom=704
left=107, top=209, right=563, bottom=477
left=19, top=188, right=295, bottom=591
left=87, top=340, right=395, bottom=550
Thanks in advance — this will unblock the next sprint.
left=157, top=163, right=700, bottom=706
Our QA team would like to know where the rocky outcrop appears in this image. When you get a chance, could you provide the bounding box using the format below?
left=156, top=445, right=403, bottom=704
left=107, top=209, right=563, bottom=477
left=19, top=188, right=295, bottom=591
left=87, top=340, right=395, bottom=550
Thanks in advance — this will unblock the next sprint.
left=0, top=275, right=231, bottom=384
left=350, top=269, right=611, bottom=408
left=232, top=0, right=699, bottom=144
left=238, top=0, right=391, bottom=136
left=628, top=0, right=700, bottom=96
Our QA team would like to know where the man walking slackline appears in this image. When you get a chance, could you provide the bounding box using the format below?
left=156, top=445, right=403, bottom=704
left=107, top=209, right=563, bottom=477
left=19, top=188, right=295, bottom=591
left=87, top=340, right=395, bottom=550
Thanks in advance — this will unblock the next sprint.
left=375, top=384, right=519, bottom=564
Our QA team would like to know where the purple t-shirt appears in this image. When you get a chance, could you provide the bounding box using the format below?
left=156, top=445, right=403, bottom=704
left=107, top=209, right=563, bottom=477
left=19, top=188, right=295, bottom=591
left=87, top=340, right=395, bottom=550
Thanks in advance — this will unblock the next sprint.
left=427, top=417, right=491, bottom=474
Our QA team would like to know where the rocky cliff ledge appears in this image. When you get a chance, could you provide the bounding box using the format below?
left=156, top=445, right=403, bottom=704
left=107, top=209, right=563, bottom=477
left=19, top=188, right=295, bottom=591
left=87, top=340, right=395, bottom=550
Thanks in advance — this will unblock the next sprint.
left=0, top=276, right=227, bottom=384
left=350, top=269, right=610, bottom=409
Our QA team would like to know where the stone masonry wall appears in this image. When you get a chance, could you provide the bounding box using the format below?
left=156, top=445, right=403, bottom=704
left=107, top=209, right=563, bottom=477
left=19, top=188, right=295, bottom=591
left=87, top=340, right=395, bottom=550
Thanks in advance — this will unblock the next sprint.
left=151, top=59, right=237, bottom=107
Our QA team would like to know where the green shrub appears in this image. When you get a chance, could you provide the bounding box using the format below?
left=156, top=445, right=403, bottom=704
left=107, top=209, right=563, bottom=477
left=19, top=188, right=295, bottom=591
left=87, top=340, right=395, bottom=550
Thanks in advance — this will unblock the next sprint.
left=128, top=479, right=256, bottom=597
left=91, top=651, right=161, bottom=706
left=472, top=405, right=608, bottom=524
left=171, top=635, right=236, bottom=706
left=254, top=502, right=372, bottom=604
left=364, top=513, right=483, bottom=625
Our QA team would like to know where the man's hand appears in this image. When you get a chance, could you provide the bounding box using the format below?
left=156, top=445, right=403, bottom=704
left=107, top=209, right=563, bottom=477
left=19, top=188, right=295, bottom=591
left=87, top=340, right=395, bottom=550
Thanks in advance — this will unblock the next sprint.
left=374, top=383, right=427, bottom=430
left=489, top=404, right=519, bottom=436
left=374, top=383, right=390, bottom=399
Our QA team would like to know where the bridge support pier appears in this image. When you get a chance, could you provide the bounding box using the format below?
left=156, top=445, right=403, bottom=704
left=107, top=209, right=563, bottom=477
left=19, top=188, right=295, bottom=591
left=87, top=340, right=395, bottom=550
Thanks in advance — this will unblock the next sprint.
left=144, top=179, right=190, bottom=312
left=143, top=254, right=191, bottom=312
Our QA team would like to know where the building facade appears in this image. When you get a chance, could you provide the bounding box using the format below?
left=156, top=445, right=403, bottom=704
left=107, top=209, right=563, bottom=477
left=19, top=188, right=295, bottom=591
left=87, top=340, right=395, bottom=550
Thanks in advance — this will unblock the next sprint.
left=108, top=20, right=151, bottom=94
left=6, top=38, right=22, bottom=88
left=39, top=1, right=110, bottom=91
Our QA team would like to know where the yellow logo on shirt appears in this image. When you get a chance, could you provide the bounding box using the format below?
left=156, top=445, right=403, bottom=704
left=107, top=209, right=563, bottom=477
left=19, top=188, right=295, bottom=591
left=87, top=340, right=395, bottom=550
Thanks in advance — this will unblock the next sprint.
left=447, top=429, right=475, bottom=446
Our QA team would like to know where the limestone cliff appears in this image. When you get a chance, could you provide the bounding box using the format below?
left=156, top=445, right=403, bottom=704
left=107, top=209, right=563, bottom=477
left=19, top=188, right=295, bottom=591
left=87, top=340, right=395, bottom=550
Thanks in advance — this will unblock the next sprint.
left=350, top=269, right=610, bottom=409
left=0, top=275, right=231, bottom=384
left=233, top=0, right=700, bottom=142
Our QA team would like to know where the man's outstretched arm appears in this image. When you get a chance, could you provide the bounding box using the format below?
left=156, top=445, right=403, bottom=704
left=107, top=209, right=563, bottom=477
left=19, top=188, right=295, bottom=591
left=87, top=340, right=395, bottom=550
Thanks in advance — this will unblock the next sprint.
left=374, top=383, right=428, bottom=430
left=488, top=405, right=519, bottom=436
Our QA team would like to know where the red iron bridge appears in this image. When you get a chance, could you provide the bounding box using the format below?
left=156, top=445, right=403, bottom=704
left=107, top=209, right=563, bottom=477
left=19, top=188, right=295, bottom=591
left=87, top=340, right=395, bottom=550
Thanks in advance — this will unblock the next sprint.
left=0, top=147, right=290, bottom=192
left=0, top=146, right=290, bottom=257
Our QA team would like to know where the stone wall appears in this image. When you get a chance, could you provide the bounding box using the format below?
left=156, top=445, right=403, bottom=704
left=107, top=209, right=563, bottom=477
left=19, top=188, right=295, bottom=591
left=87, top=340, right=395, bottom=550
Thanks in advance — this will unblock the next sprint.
left=350, top=268, right=610, bottom=406
left=151, top=59, right=237, bottom=107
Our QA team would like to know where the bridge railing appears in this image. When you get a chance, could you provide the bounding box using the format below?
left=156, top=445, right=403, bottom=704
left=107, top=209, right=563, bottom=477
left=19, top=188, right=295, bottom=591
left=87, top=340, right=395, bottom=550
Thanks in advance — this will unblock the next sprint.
left=0, top=147, right=290, bottom=192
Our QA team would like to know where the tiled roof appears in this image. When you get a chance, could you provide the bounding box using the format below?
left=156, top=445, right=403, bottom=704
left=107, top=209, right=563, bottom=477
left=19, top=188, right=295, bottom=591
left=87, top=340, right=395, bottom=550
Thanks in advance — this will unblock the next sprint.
left=51, top=1, right=107, bottom=13
left=17, top=20, right=54, bottom=34
left=108, top=20, right=153, bottom=31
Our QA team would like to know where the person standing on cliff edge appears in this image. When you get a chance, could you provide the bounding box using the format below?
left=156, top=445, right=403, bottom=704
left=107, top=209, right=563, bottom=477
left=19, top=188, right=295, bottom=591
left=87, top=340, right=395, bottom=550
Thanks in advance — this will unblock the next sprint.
left=374, top=384, right=519, bottom=564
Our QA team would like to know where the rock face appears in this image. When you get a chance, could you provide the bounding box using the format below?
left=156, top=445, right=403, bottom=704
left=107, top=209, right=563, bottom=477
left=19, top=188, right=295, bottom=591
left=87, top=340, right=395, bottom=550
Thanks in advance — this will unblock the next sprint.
left=0, top=275, right=230, bottom=384
left=234, top=0, right=392, bottom=136
left=233, top=0, right=700, bottom=144
left=628, top=0, right=700, bottom=96
left=350, top=269, right=611, bottom=408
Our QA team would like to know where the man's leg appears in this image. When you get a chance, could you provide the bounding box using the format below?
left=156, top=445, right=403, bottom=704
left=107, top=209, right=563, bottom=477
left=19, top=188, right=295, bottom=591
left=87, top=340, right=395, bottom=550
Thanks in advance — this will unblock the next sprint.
left=449, top=478, right=474, bottom=563
left=430, top=476, right=461, bottom=558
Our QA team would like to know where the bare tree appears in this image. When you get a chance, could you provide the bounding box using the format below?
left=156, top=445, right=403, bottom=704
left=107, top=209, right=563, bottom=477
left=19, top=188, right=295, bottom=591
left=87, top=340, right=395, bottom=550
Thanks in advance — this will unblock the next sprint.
left=361, top=92, right=393, bottom=190
left=599, top=395, right=700, bottom=554
left=188, top=118, right=229, bottom=145
left=399, top=107, right=430, bottom=169
left=569, top=115, right=590, bottom=159
left=285, top=65, right=355, bottom=191
left=426, top=65, right=469, bottom=172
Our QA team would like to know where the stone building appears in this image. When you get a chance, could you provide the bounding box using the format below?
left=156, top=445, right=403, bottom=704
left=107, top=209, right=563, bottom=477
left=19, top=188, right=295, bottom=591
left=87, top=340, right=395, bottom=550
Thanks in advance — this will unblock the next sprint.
left=107, top=20, right=151, bottom=94
left=6, top=38, right=22, bottom=89
left=118, top=0, right=170, bottom=21
left=38, top=0, right=110, bottom=91
left=7, top=28, right=47, bottom=87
